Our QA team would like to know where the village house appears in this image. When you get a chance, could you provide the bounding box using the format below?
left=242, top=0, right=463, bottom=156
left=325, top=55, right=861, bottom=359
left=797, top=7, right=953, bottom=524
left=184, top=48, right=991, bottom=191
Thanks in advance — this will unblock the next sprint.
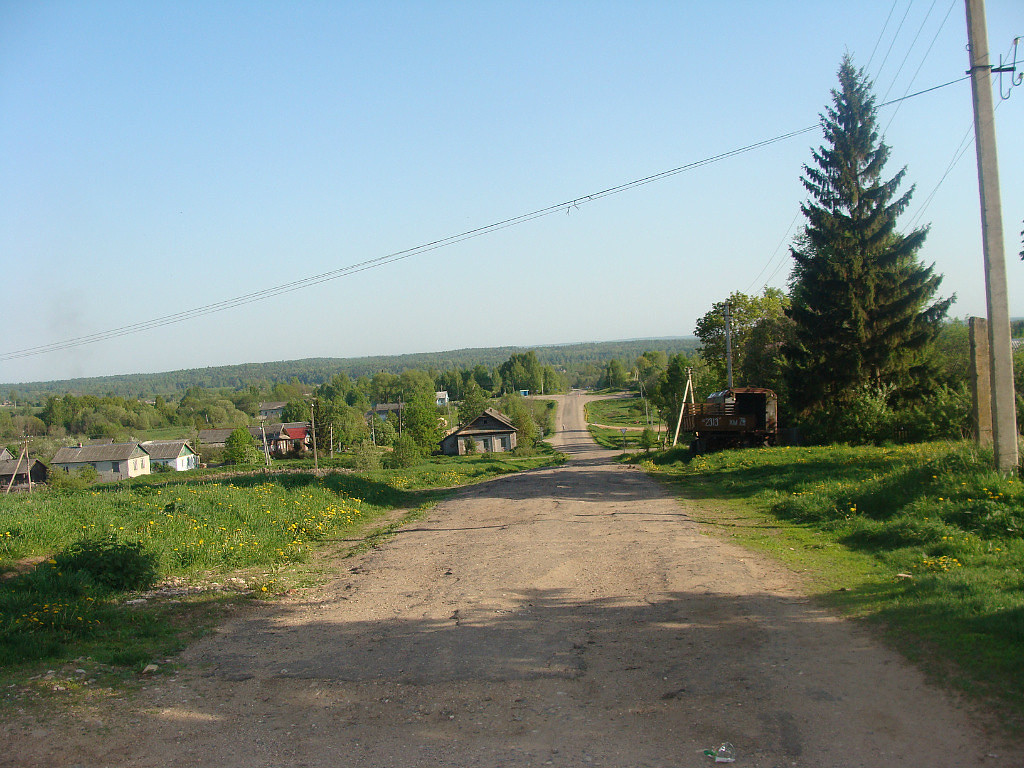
left=439, top=408, right=518, bottom=456
left=370, top=403, right=403, bottom=421
left=141, top=439, right=199, bottom=471
left=0, top=457, right=48, bottom=489
left=199, top=423, right=311, bottom=458
left=259, top=401, right=288, bottom=421
left=51, top=442, right=151, bottom=482
left=262, top=422, right=311, bottom=456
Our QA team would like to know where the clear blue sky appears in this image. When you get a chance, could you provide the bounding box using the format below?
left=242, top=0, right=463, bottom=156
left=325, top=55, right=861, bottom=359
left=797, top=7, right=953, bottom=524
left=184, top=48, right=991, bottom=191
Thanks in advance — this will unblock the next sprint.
left=2, top=1, right=1022, bottom=385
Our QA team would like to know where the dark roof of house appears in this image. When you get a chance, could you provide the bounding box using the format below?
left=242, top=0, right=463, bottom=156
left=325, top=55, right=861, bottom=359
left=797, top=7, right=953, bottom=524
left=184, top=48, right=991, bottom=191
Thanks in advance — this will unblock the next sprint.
left=52, top=443, right=146, bottom=464
left=447, top=408, right=517, bottom=438
left=259, top=422, right=307, bottom=439
left=140, top=440, right=195, bottom=460
left=260, top=401, right=288, bottom=411
left=198, top=429, right=236, bottom=444
left=0, top=459, right=45, bottom=476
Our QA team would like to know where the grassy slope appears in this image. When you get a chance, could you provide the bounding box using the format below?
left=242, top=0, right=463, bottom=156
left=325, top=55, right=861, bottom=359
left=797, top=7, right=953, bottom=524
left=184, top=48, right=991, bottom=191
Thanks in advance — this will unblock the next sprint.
left=643, top=442, right=1024, bottom=726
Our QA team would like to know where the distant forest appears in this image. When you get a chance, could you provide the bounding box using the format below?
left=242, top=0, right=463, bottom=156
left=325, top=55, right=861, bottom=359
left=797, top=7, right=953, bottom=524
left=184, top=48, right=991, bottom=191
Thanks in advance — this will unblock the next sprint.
left=3, top=338, right=699, bottom=402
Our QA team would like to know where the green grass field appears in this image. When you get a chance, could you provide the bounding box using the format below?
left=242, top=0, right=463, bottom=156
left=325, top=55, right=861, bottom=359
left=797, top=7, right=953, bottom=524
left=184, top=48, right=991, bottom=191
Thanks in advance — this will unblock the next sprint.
left=644, top=441, right=1024, bottom=725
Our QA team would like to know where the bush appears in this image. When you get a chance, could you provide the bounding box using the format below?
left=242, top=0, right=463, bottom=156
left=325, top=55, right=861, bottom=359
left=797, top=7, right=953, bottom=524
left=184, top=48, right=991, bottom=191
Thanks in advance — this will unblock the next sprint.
left=53, top=536, right=159, bottom=592
left=224, top=427, right=260, bottom=465
left=48, top=465, right=98, bottom=491
left=353, top=440, right=382, bottom=471
left=385, top=434, right=423, bottom=469
left=640, top=427, right=657, bottom=453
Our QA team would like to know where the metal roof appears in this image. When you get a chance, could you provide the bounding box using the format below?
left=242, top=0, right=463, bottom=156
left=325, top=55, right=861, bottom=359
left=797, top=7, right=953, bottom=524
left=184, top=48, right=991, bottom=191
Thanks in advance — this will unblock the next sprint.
left=140, top=439, right=195, bottom=460
left=51, top=442, right=147, bottom=464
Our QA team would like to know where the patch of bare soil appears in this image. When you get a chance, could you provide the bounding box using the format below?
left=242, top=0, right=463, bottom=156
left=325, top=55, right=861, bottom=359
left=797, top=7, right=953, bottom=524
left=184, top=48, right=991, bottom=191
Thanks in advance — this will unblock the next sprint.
left=3, top=393, right=1021, bottom=767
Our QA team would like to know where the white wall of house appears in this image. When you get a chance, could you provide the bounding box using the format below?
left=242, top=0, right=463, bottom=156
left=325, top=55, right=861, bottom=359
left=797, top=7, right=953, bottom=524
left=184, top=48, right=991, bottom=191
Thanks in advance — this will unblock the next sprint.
left=54, top=455, right=151, bottom=480
left=153, top=454, right=197, bottom=471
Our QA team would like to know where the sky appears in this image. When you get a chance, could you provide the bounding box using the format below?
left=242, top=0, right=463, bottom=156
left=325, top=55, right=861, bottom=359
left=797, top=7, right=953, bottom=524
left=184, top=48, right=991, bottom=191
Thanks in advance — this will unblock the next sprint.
left=1, top=1, right=1022, bottom=385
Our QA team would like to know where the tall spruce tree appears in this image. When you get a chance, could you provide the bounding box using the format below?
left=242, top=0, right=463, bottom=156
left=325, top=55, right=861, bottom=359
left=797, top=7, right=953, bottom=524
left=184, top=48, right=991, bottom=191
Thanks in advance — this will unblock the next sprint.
left=785, top=56, right=953, bottom=412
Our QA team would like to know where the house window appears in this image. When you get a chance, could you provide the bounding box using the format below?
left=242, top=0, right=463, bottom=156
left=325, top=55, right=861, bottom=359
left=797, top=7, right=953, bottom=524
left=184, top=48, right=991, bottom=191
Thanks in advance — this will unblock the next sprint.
left=112, top=462, right=120, bottom=473
left=499, top=437, right=508, bottom=450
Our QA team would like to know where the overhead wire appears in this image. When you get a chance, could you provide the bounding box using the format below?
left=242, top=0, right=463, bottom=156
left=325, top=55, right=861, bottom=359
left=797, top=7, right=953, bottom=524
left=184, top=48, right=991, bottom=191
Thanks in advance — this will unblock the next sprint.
left=0, top=125, right=820, bottom=362
left=873, top=0, right=915, bottom=83
left=0, top=74, right=973, bottom=362
left=744, top=210, right=801, bottom=294
left=880, top=0, right=939, bottom=102
left=866, top=0, right=902, bottom=72
left=883, top=0, right=958, bottom=133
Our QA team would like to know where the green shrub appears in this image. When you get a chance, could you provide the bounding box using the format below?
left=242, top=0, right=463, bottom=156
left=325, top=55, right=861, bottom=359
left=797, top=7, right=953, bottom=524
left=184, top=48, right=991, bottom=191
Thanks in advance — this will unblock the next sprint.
left=353, top=440, right=383, bottom=471
left=385, top=434, right=422, bottom=469
left=48, top=465, right=98, bottom=491
left=53, top=536, right=159, bottom=592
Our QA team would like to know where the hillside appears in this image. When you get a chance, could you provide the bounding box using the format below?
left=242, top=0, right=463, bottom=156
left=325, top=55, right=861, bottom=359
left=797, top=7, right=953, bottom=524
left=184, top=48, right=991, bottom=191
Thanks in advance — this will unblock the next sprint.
left=2, top=337, right=699, bottom=400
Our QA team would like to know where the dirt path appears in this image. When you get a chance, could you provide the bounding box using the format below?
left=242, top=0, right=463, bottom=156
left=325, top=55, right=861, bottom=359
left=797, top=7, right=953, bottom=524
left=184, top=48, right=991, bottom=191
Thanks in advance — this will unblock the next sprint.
left=5, top=393, right=1021, bottom=767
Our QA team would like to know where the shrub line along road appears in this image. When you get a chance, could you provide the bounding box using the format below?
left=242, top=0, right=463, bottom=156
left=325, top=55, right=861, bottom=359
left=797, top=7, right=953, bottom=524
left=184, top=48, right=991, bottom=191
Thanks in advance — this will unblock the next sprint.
left=7, top=394, right=1021, bottom=767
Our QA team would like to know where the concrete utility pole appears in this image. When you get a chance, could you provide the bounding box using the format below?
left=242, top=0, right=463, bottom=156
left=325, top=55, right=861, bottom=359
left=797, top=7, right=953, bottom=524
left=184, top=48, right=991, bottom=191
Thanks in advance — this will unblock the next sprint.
left=965, top=0, right=1018, bottom=472
left=969, top=317, right=994, bottom=448
left=724, top=302, right=734, bottom=390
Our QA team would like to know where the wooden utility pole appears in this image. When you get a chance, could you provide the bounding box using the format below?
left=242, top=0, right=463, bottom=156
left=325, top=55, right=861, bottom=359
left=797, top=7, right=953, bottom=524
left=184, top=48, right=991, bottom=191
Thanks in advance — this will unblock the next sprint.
left=965, top=0, right=1017, bottom=472
left=310, top=399, right=320, bottom=473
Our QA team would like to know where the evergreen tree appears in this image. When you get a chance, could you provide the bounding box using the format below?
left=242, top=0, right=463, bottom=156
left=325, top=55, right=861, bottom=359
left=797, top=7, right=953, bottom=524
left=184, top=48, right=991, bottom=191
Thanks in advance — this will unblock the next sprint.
left=785, top=56, right=953, bottom=411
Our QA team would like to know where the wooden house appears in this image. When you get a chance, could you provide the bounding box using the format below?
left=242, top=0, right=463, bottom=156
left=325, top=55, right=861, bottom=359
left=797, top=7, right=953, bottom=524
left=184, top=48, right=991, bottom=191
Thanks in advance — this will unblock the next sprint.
left=439, top=408, right=518, bottom=456
left=0, top=458, right=47, bottom=488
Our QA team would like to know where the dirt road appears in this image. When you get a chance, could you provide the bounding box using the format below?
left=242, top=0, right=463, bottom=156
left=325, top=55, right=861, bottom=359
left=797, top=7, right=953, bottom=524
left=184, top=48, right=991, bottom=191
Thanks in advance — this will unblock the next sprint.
left=6, top=394, right=1021, bottom=767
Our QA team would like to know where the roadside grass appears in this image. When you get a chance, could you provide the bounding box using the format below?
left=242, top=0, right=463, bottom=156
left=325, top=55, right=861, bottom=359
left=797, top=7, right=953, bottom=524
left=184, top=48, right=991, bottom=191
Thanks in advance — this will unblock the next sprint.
left=644, top=441, right=1024, bottom=724
left=588, top=425, right=647, bottom=452
left=0, top=448, right=564, bottom=690
left=584, top=396, right=649, bottom=428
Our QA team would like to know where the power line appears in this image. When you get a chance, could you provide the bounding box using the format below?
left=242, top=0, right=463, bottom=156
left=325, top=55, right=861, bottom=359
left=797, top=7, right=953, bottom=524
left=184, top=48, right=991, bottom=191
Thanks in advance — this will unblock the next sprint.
left=867, top=0, right=902, bottom=72
left=873, top=0, right=915, bottom=83
left=880, top=0, right=939, bottom=103
left=904, top=90, right=1009, bottom=232
left=0, top=74, right=971, bottom=363
left=0, top=126, right=817, bottom=363
left=744, top=210, right=801, bottom=294
left=883, top=0, right=958, bottom=133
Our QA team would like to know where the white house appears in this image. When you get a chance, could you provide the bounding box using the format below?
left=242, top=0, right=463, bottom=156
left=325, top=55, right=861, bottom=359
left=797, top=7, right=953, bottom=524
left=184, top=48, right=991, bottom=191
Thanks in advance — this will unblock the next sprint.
left=51, top=442, right=151, bottom=482
left=435, top=391, right=450, bottom=407
left=141, top=439, right=199, bottom=471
